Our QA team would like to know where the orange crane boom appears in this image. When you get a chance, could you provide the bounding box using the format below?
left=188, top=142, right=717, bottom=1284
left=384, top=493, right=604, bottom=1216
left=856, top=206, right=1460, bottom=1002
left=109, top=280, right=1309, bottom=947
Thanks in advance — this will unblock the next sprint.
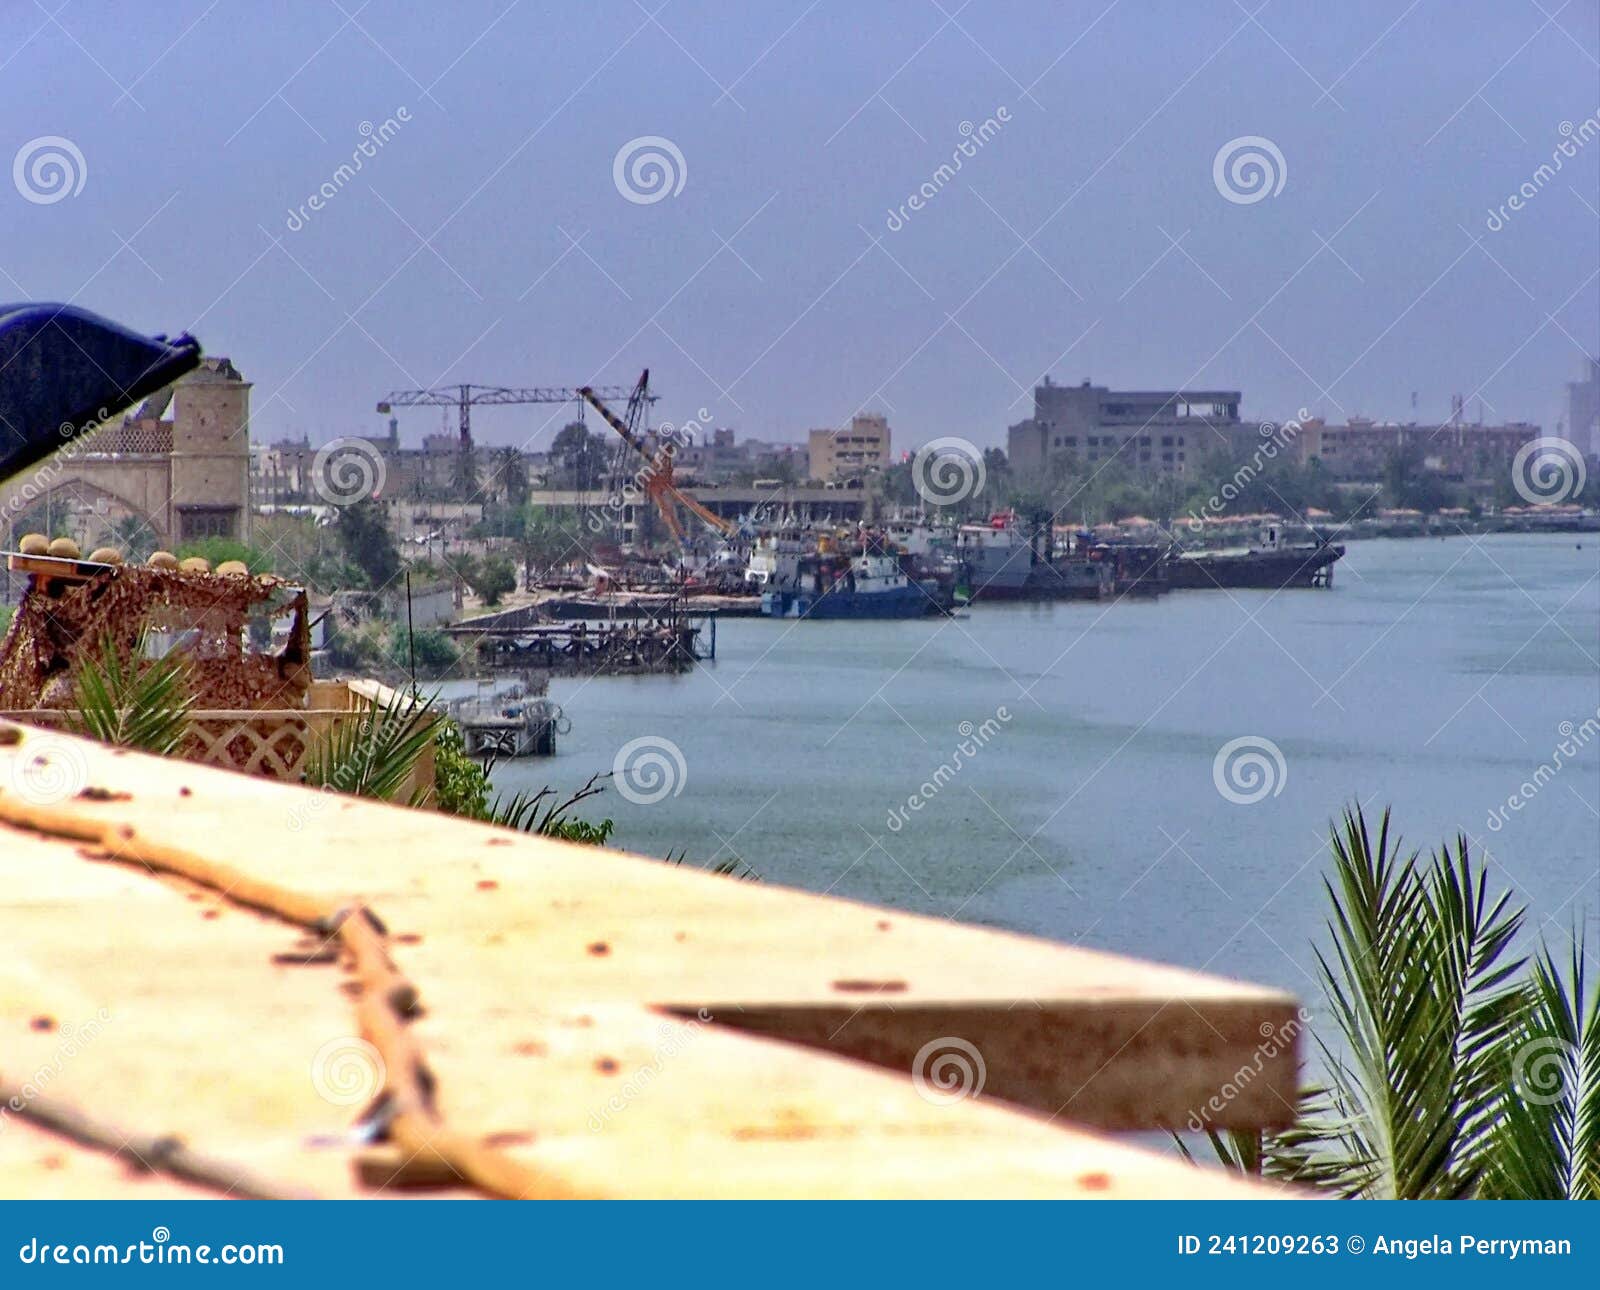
left=578, top=375, right=735, bottom=542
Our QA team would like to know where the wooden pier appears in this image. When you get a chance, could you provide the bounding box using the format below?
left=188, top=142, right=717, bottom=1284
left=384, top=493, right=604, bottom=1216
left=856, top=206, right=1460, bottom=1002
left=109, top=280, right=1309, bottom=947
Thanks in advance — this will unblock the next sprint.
left=448, top=603, right=714, bottom=677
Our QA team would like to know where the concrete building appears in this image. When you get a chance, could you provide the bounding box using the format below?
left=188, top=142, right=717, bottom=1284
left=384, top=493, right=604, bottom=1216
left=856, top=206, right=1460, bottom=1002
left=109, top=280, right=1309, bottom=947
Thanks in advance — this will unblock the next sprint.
left=1, top=356, right=252, bottom=550
left=1568, top=356, right=1599, bottom=457
left=1289, top=417, right=1540, bottom=483
left=1006, top=378, right=1244, bottom=476
left=672, top=427, right=741, bottom=482
left=808, top=413, right=891, bottom=481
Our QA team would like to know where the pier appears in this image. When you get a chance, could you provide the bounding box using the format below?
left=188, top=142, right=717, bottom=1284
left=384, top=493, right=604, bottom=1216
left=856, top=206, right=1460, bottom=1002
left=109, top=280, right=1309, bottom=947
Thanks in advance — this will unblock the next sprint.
left=448, top=600, right=715, bottom=676
left=449, top=682, right=565, bottom=758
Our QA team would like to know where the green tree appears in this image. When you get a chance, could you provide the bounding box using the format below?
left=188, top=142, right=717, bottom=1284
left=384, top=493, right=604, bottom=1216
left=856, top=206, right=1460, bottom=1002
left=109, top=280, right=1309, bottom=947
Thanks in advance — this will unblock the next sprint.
left=469, top=553, right=517, bottom=606
left=552, top=420, right=608, bottom=490
left=336, top=499, right=401, bottom=589
left=518, top=505, right=579, bottom=582
left=491, top=446, right=530, bottom=508
left=452, top=444, right=480, bottom=502
left=177, top=537, right=272, bottom=572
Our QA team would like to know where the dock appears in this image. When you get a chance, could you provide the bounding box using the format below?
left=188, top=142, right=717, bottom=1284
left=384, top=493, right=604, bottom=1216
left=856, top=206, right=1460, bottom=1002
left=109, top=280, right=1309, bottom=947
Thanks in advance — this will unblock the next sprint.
left=449, top=600, right=715, bottom=676
left=449, top=682, right=565, bottom=758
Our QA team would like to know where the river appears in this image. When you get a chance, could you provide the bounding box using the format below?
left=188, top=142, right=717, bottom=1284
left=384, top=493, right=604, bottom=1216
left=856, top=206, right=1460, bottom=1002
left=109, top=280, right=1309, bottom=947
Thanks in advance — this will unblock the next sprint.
left=489, top=533, right=1600, bottom=1000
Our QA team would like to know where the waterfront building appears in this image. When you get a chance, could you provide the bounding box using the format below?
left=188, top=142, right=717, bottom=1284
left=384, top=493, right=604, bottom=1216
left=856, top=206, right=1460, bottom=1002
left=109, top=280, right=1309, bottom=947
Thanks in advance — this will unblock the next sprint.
left=1568, top=356, right=1599, bottom=457
left=809, top=413, right=892, bottom=481
left=1007, top=378, right=1245, bottom=476
left=1289, top=415, right=1540, bottom=483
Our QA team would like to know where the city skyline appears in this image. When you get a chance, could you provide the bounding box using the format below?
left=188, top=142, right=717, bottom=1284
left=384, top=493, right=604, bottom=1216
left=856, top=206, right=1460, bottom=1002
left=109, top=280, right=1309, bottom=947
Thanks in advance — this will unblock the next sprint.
left=2, top=2, right=1595, bottom=454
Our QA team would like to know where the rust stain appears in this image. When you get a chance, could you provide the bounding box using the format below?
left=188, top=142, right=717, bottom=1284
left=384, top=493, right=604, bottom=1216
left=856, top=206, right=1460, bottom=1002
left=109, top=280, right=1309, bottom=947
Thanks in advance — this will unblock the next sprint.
left=831, top=979, right=907, bottom=993
left=475, top=879, right=498, bottom=891
left=482, top=1131, right=534, bottom=1148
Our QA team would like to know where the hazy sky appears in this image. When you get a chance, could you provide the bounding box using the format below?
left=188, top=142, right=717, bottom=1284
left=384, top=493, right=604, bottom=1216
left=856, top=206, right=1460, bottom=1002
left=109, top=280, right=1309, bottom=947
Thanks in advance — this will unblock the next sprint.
left=3, top=1, right=1596, bottom=454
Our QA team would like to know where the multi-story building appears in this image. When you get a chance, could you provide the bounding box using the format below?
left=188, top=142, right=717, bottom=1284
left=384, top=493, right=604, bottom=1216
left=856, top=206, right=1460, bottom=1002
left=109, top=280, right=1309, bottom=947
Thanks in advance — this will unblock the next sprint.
left=1568, top=356, right=1599, bottom=457
left=808, top=413, right=891, bottom=481
left=1006, top=378, right=1244, bottom=476
left=672, top=427, right=743, bottom=481
left=1289, top=417, right=1541, bottom=483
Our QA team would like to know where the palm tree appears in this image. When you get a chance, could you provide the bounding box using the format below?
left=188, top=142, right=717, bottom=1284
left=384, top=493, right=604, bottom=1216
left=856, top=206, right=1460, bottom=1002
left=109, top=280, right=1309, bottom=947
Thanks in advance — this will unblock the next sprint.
left=1182, top=806, right=1599, bottom=1199
left=68, top=633, right=194, bottom=754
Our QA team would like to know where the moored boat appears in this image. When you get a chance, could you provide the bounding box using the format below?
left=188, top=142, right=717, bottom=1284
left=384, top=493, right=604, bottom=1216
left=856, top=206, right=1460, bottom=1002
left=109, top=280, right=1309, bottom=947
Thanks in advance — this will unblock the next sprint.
left=760, top=552, right=942, bottom=619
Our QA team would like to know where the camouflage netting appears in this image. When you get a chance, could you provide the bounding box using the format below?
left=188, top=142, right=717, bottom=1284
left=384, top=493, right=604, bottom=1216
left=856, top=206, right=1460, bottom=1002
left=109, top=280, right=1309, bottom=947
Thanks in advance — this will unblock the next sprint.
left=0, top=565, right=310, bottom=711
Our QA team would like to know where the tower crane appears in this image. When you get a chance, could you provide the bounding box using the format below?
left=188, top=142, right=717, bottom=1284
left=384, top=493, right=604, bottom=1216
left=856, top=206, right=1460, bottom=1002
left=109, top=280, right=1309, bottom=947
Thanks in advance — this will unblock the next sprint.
left=578, top=371, right=735, bottom=545
left=374, top=382, right=647, bottom=451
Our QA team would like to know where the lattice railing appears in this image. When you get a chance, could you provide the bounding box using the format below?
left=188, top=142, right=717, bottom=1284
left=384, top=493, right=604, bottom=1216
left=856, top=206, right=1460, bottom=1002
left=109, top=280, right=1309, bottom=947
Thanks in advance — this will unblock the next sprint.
left=0, top=681, right=435, bottom=795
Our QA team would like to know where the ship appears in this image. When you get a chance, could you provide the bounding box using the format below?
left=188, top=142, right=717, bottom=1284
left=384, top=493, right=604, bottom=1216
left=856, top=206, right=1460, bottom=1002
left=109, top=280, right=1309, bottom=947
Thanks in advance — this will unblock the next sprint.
left=1165, top=536, right=1344, bottom=589
left=759, top=551, right=941, bottom=619
left=955, top=512, right=1037, bottom=599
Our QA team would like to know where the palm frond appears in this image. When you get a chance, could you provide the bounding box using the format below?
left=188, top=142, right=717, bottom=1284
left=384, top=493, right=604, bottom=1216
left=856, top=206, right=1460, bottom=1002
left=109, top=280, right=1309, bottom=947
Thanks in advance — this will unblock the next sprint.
left=486, top=772, right=612, bottom=843
left=303, top=686, right=438, bottom=802
left=68, top=633, right=194, bottom=755
left=1480, top=937, right=1600, bottom=1199
left=663, top=848, right=760, bottom=881
left=1304, top=808, right=1524, bottom=1198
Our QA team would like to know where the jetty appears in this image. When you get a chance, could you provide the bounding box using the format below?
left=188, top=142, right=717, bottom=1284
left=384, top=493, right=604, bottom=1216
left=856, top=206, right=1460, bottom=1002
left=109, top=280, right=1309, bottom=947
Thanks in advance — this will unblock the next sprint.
left=449, top=680, right=565, bottom=758
left=448, top=600, right=714, bottom=676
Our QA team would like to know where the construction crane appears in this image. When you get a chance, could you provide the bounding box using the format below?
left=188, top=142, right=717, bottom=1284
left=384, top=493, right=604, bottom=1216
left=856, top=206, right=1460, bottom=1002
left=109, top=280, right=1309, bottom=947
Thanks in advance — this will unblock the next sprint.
left=579, top=371, right=735, bottom=544
left=374, top=383, right=646, bottom=451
